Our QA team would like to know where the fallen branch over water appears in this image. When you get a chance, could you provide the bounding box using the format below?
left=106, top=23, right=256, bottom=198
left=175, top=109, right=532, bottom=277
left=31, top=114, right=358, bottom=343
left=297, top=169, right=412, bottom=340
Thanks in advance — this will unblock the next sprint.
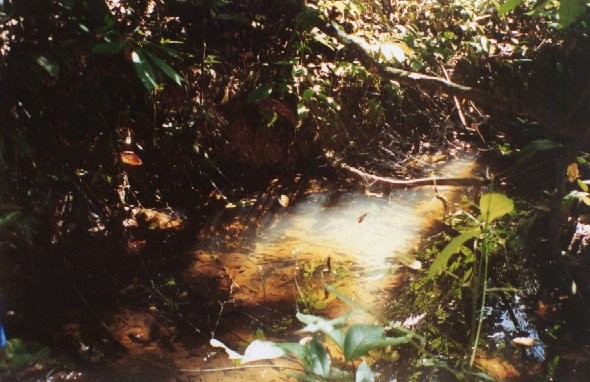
left=339, top=162, right=487, bottom=188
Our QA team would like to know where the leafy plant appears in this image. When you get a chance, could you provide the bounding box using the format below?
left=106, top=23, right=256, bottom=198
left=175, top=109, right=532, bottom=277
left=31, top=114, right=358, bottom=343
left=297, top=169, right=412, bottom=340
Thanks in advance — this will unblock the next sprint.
left=498, top=0, right=589, bottom=27
left=93, top=39, right=184, bottom=92
left=427, top=192, right=515, bottom=368
left=213, top=311, right=422, bottom=381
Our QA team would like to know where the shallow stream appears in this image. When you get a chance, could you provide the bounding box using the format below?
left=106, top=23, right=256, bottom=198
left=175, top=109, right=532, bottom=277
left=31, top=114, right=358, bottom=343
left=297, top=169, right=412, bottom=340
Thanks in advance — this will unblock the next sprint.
left=152, top=157, right=480, bottom=380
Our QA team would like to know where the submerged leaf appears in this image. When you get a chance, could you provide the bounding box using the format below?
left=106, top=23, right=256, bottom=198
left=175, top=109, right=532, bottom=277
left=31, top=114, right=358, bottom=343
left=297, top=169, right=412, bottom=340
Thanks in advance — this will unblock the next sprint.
left=512, top=337, right=535, bottom=347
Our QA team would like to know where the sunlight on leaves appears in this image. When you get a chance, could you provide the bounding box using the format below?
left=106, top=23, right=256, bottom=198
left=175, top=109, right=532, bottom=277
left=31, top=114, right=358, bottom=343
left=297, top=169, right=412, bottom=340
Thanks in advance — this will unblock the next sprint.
left=479, top=193, right=514, bottom=223
left=380, top=43, right=405, bottom=63
left=131, top=49, right=157, bottom=92
left=343, top=324, right=411, bottom=361
left=297, top=313, right=346, bottom=349
left=497, top=0, right=524, bottom=15
left=427, top=229, right=479, bottom=279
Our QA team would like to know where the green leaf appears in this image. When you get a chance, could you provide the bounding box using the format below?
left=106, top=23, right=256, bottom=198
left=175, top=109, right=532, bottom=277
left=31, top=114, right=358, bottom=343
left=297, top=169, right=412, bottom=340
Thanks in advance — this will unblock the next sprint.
left=295, top=8, right=323, bottom=32
left=479, top=193, right=514, bottom=223
left=277, top=343, right=307, bottom=361
left=559, top=0, right=587, bottom=27
left=143, top=50, right=183, bottom=86
left=427, top=229, right=479, bottom=279
left=498, top=0, right=524, bottom=15
left=578, top=179, right=589, bottom=192
left=305, top=336, right=331, bottom=377
left=297, top=313, right=346, bottom=349
left=343, top=325, right=411, bottom=361
left=91, top=42, right=124, bottom=55
left=302, top=88, right=315, bottom=102
left=146, top=41, right=183, bottom=60
left=356, top=360, right=375, bottom=382
left=247, top=84, right=272, bottom=103
left=131, top=49, right=158, bottom=92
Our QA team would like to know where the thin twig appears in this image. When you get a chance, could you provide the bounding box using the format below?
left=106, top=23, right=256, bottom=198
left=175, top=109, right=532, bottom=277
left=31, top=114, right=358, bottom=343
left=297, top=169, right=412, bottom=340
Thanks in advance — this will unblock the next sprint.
left=440, top=65, right=468, bottom=129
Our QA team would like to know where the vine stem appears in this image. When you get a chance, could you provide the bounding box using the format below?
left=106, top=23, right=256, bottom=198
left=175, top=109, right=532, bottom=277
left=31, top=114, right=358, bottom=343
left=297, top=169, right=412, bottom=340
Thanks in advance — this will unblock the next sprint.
left=469, top=225, right=490, bottom=368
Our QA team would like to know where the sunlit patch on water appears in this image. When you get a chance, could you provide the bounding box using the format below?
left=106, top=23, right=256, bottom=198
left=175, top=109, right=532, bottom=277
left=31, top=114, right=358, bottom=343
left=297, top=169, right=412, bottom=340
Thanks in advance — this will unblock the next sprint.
left=256, top=190, right=426, bottom=269
left=190, top=157, right=478, bottom=320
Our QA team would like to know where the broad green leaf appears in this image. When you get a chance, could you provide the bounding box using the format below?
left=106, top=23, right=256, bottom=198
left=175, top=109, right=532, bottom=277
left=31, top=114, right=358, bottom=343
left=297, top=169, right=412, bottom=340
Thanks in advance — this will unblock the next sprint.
left=559, top=0, right=587, bottom=27
left=296, top=313, right=346, bottom=349
left=143, top=50, right=183, bottom=86
left=277, top=342, right=307, bottom=361
left=498, top=0, right=524, bottom=15
left=247, top=84, right=272, bottom=103
left=240, top=340, right=285, bottom=364
left=305, top=336, right=331, bottom=377
left=479, top=193, right=514, bottom=223
left=577, top=179, right=589, bottom=192
left=343, top=325, right=411, bottom=361
left=131, top=49, right=158, bottom=92
left=427, top=229, right=479, bottom=279
left=295, top=8, right=323, bottom=32
left=91, top=42, right=124, bottom=55
left=356, top=360, right=375, bottom=382
left=146, top=41, right=183, bottom=60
